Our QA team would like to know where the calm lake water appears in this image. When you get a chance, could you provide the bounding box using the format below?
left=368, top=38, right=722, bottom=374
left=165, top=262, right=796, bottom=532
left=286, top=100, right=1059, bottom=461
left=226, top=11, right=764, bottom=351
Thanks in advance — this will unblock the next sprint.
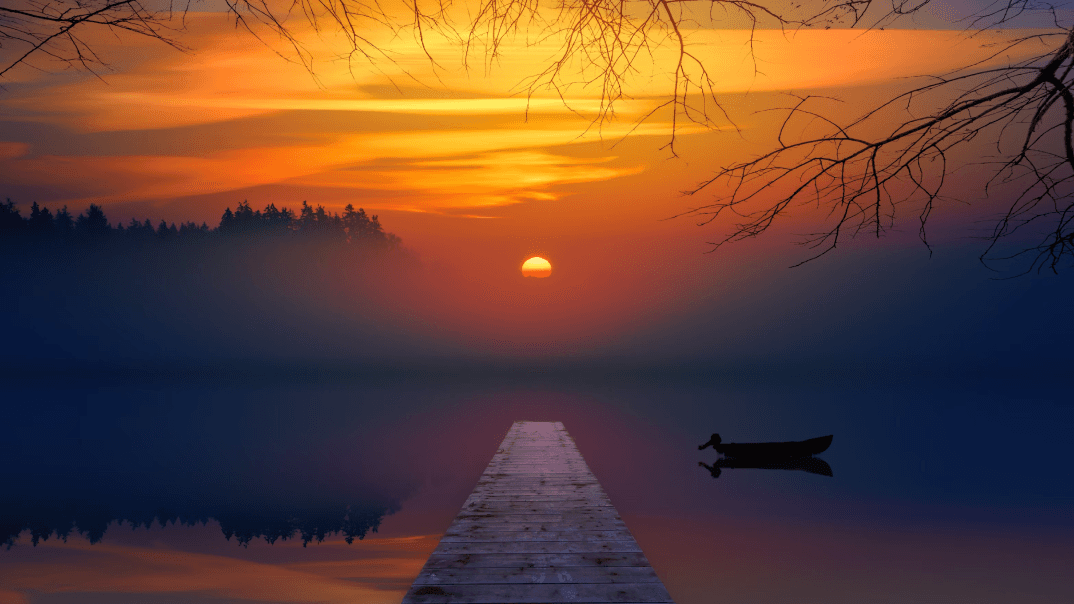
left=2, top=372, right=1071, bottom=604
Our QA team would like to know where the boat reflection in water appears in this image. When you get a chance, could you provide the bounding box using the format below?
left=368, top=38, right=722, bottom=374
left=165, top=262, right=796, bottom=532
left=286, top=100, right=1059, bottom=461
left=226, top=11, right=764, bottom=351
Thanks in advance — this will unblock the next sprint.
left=699, top=456, right=833, bottom=478
left=698, top=433, right=834, bottom=478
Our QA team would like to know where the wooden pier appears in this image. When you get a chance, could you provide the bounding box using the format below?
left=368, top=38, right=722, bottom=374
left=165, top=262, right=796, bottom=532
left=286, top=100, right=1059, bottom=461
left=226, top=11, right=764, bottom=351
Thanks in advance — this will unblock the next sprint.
left=402, top=421, right=674, bottom=603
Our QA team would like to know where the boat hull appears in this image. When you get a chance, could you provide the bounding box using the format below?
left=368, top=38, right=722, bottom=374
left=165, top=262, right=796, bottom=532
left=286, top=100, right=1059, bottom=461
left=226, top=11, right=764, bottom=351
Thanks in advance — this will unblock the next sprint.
left=716, top=434, right=833, bottom=459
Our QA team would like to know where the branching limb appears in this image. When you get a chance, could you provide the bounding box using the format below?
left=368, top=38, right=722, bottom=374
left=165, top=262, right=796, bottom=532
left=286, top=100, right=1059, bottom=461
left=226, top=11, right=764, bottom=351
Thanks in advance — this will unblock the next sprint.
left=684, top=27, right=1074, bottom=273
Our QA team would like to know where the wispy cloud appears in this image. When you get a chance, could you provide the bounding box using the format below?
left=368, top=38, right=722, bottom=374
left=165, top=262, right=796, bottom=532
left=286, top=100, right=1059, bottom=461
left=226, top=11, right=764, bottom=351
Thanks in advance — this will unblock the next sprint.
left=0, top=14, right=1051, bottom=217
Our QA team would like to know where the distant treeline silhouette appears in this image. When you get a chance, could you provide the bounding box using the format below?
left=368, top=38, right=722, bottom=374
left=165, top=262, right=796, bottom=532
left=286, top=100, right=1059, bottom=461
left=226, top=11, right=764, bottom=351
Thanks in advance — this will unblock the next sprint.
left=1, top=195, right=419, bottom=366
left=0, top=199, right=401, bottom=247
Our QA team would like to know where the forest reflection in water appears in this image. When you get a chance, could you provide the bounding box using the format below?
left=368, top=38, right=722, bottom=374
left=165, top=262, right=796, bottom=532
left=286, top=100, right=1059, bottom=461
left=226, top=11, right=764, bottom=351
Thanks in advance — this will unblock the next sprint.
left=1, top=372, right=1071, bottom=604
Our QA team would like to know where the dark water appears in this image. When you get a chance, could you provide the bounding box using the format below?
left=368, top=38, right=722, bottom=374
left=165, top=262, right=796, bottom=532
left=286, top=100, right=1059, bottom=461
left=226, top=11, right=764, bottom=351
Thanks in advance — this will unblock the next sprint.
left=1, top=372, right=1071, bottom=604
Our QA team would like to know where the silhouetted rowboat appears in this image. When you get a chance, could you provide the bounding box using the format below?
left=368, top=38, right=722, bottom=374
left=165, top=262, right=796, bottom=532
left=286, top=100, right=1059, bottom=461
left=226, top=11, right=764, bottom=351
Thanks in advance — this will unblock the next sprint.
left=698, top=434, right=832, bottom=459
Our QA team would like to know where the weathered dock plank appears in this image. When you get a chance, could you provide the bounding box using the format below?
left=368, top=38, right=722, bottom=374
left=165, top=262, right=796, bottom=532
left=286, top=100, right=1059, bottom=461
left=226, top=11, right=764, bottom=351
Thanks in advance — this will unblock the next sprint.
left=430, top=540, right=644, bottom=555
left=419, top=553, right=656, bottom=569
left=410, top=566, right=664, bottom=584
left=439, top=530, right=631, bottom=542
left=445, top=520, right=629, bottom=533
left=401, top=583, right=671, bottom=603
left=402, top=421, right=674, bottom=604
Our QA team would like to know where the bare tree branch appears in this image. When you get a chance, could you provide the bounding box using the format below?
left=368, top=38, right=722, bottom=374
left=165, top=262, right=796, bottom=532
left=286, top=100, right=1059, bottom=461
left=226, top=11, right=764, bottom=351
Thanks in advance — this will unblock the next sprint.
left=682, top=25, right=1074, bottom=274
left=0, top=1, right=188, bottom=77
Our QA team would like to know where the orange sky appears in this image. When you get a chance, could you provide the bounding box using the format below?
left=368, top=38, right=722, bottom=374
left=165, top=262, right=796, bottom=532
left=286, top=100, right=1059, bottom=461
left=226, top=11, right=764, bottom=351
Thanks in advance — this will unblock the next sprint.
left=0, top=12, right=1063, bottom=356
left=0, top=17, right=1053, bottom=222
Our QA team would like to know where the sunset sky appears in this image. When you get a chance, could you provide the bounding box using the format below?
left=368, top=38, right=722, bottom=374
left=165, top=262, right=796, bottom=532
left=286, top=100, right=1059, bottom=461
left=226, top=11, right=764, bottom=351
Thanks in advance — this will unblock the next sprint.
left=3, top=5, right=1074, bottom=603
left=3, top=3, right=1071, bottom=366
left=2, top=14, right=1055, bottom=223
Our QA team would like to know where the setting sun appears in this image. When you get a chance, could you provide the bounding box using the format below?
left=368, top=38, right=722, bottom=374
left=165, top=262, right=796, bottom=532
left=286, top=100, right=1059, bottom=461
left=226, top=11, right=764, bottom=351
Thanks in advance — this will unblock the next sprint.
left=521, top=256, right=552, bottom=278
